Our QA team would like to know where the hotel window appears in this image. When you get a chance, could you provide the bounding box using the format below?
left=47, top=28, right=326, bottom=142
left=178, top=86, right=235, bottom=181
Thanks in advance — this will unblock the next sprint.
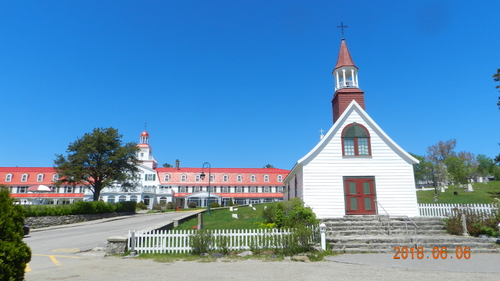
left=181, top=174, right=186, bottom=182
left=250, top=186, right=256, bottom=193
left=145, top=174, right=156, bottom=181
left=164, top=174, right=170, bottom=182
left=66, top=186, right=73, bottom=193
left=223, top=186, right=228, bottom=193
left=37, top=174, right=44, bottom=182
left=237, top=175, right=242, bottom=182
left=250, top=175, right=256, bottom=182
left=264, top=175, right=269, bottom=182
left=342, top=123, right=371, bottom=156
left=210, top=174, right=214, bottom=182
left=21, top=174, right=28, bottom=182
left=180, top=186, right=187, bottom=192
left=223, top=174, right=228, bottom=182
left=18, top=186, right=27, bottom=193
left=195, top=175, right=200, bottom=182
left=264, top=186, right=270, bottom=193
left=53, top=174, right=59, bottom=181
left=5, top=174, right=12, bottom=182
left=277, top=175, right=282, bottom=182
left=236, top=186, right=242, bottom=193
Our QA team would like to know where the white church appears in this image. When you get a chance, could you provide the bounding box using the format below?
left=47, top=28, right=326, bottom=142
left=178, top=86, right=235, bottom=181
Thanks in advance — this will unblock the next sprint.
left=284, top=38, right=420, bottom=219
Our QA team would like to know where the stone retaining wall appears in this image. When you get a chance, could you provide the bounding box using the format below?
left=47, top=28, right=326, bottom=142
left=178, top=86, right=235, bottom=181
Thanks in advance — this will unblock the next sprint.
left=25, top=212, right=133, bottom=229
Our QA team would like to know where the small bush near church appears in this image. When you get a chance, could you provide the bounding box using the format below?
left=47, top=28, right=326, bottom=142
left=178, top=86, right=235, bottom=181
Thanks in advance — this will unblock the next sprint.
left=188, top=201, right=197, bottom=208
left=263, top=198, right=318, bottom=229
left=0, top=185, right=31, bottom=281
left=210, top=202, right=219, bottom=208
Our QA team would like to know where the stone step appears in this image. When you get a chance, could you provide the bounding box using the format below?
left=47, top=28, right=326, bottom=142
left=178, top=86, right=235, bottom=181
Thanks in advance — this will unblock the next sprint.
left=330, top=242, right=496, bottom=250
left=328, top=229, right=446, bottom=236
left=327, top=235, right=494, bottom=244
left=330, top=247, right=500, bottom=254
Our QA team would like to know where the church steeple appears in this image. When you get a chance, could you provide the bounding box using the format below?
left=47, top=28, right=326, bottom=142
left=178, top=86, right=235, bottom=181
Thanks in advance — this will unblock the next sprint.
left=137, top=130, right=157, bottom=169
left=331, top=38, right=365, bottom=123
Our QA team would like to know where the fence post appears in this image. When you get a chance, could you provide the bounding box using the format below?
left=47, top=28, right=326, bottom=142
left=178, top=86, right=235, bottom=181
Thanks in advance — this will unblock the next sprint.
left=320, top=223, right=326, bottom=251
left=461, top=214, right=469, bottom=236
left=130, top=230, right=137, bottom=256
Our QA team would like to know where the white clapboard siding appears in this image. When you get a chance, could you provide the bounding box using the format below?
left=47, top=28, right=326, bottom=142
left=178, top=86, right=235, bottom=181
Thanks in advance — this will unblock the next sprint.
left=128, top=228, right=315, bottom=254
left=419, top=203, right=497, bottom=217
left=288, top=102, right=419, bottom=219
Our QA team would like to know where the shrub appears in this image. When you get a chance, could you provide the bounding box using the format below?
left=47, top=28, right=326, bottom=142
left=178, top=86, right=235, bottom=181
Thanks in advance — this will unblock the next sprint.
left=446, top=205, right=499, bottom=237
left=189, top=229, right=212, bottom=255
left=136, top=201, right=147, bottom=210
left=228, top=198, right=234, bottom=206
left=188, top=201, right=197, bottom=208
left=210, top=202, right=219, bottom=208
left=0, top=185, right=31, bottom=280
left=166, top=202, right=174, bottom=210
left=272, top=198, right=318, bottom=229
left=24, top=201, right=137, bottom=217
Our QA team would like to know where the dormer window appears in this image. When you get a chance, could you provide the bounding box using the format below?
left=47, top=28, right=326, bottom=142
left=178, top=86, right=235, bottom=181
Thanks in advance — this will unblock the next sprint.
left=195, top=175, right=200, bottom=182
left=237, top=175, right=242, bottom=182
left=277, top=175, right=283, bottom=182
left=21, top=174, right=28, bottom=182
left=264, top=175, right=269, bottom=182
left=37, top=174, right=44, bottom=182
left=164, top=174, right=170, bottom=182
left=181, top=174, right=186, bottom=182
left=5, top=174, right=12, bottom=182
left=210, top=174, right=214, bottom=182
left=342, top=123, right=371, bottom=156
left=53, top=174, right=59, bottom=181
left=250, top=175, right=256, bottom=182
left=223, top=174, right=228, bottom=182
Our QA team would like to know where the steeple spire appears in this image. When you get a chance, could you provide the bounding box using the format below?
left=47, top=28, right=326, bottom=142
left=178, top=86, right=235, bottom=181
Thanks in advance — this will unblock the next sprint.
left=331, top=36, right=365, bottom=124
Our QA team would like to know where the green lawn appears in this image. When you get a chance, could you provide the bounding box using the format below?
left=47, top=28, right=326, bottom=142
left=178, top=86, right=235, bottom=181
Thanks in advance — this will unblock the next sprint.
left=417, top=181, right=500, bottom=204
left=173, top=203, right=276, bottom=230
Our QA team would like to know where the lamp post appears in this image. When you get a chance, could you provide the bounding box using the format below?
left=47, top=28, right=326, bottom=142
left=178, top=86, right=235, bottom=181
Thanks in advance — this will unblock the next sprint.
left=200, top=162, right=211, bottom=215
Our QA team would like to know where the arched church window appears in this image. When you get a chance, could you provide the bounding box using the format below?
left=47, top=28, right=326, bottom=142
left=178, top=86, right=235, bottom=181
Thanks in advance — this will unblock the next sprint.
left=342, top=123, right=371, bottom=156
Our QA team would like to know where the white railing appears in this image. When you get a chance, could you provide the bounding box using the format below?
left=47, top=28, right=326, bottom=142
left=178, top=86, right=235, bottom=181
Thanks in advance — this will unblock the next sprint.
left=419, top=203, right=497, bottom=217
left=128, top=228, right=315, bottom=254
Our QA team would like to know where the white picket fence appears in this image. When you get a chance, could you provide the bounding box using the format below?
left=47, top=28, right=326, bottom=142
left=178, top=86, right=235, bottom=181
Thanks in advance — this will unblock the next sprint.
left=128, top=228, right=314, bottom=254
left=419, top=203, right=497, bottom=217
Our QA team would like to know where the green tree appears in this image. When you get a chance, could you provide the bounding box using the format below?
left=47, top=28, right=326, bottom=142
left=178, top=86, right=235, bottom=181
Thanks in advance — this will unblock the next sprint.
left=444, top=156, right=468, bottom=184
left=409, top=153, right=433, bottom=183
left=54, top=127, right=140, bottom=201
left=263, top=164, right=275, bottom=168
left=476, top=154, right=495, bottom=177
left=162, top=163, right=172, bottom=168
left=0, top=185, right=31, bottom=281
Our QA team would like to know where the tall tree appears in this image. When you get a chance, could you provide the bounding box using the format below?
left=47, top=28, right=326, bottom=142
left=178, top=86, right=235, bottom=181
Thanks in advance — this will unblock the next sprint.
left=263, top=164, right=275, bottom=168
left=426, top=139, right=457, bottom=164
left=54, top=127, right=140, bottom=201
left=409, top=153, right=433, bottom=183
left=0, top=185, right=31, bottom=280
left=476, top=154, right=495, bottom=177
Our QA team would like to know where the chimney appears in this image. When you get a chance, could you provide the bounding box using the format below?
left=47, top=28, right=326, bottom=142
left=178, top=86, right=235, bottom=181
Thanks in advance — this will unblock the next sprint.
left=175, top=159, right=180, bottom=170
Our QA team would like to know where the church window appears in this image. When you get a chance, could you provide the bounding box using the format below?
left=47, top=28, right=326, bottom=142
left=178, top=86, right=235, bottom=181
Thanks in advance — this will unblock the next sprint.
left=342, top=123, right=371, bottom=156
left=5, top=174, right=12, bottom=182
left=21, top=174, right=28, bottom=182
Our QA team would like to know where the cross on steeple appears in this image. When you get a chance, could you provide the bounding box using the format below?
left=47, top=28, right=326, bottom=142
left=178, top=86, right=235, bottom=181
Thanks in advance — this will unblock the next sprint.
left=144, top=122, right=147, bottom=131
left=337, top=22, right=348, bottom=39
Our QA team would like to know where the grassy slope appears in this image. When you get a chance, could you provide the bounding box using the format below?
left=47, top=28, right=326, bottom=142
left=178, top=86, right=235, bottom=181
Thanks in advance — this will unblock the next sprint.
left=174, top=203, right=275, bottom=230
left=416, top=181, right=500, bottom=204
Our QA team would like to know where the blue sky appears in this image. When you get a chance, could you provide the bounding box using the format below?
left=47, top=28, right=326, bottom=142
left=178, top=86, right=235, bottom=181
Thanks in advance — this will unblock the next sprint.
left=1, top=0, right=499, bottom=170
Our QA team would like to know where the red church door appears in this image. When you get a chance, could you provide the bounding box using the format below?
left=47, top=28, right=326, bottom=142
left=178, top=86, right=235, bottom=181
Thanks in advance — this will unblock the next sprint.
left=344, top=177, right=376, bottom=215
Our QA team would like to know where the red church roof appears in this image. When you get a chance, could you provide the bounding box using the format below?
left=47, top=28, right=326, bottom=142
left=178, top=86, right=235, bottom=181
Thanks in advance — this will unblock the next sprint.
left=334, top=39, right=357, bottom=70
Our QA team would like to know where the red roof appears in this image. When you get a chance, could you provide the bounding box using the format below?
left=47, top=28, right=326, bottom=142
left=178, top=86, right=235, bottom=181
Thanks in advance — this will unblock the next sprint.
left=334, top=39, right=357, bottom=70
left=173, top=193, right=283, bottom=198
left=0, top=167, right=57, bottom=185
left=11, top=193, right=84, bottom=198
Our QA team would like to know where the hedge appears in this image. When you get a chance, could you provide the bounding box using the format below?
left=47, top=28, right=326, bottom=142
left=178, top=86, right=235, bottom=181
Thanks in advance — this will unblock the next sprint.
left=23, top=201, right=136, bottom=217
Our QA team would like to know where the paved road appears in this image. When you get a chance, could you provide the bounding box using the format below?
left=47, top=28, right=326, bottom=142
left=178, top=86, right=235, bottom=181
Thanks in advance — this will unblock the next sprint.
left=24, top=211, right=198, bottom=273
left=25, top=254, right=500, bottom=281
